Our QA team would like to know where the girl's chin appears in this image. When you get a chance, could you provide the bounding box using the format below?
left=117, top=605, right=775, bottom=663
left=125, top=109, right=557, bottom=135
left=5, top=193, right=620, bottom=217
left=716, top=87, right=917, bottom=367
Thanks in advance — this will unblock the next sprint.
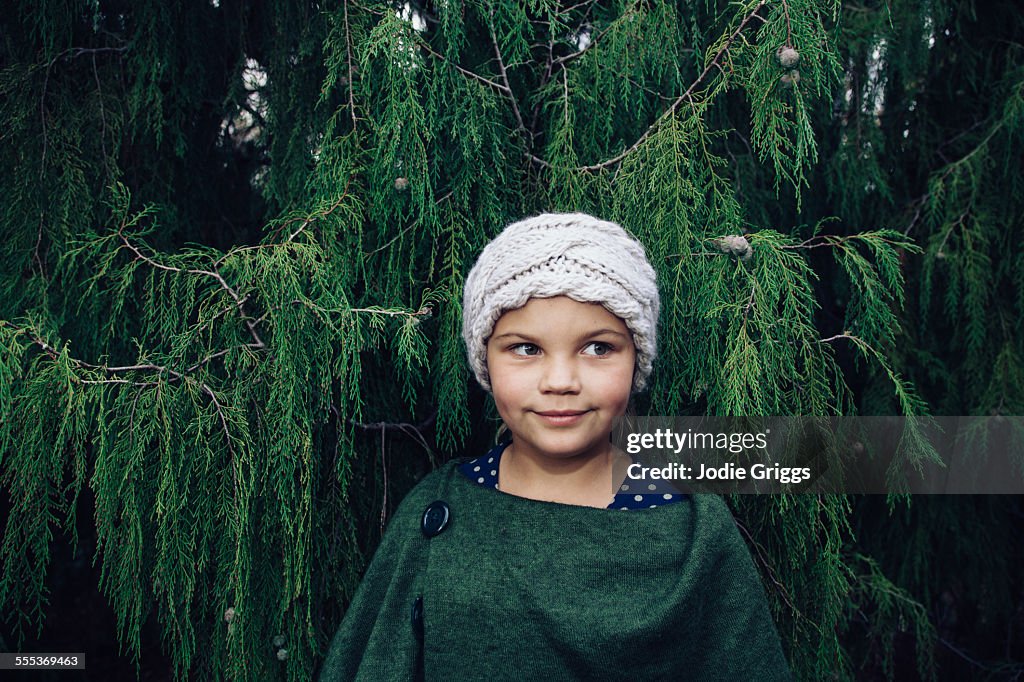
left=511, top=437, right=611, bottom=461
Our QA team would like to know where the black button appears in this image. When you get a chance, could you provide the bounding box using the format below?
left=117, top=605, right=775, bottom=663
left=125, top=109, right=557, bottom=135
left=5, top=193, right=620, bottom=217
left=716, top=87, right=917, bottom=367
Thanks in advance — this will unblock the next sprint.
left=421, top=501, right=450, bottom=537
left=410, top=596, right=424, bottom=642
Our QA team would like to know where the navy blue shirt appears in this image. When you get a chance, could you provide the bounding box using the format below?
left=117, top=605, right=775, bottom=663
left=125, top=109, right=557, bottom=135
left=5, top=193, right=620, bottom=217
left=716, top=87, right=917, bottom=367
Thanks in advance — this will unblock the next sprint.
left=459, top=442, right=685, bottom=510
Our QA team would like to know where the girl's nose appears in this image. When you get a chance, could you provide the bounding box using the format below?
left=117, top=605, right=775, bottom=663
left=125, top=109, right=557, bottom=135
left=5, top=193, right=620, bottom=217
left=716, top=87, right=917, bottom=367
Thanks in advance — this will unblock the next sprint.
left=539, top=358, right=581, bottom=393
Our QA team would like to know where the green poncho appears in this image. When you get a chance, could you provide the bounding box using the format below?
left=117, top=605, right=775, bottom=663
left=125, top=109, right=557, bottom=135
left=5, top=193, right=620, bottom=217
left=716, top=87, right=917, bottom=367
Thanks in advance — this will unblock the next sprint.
left=320, top=461, right=792, bottom=681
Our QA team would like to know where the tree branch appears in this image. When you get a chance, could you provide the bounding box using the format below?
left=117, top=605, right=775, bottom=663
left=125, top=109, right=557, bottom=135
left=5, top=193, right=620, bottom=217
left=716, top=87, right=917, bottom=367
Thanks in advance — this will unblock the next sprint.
left=344, top=0, right=358, bottom=130
left=419, top=41, right=510, bottom=95
left=578, top=1, right=766, bottom=173
left=488, top=20, right=528, bottom=141
left=117, top=229, right=266, bottom=349
left=4, top=319, right=238, bottom=460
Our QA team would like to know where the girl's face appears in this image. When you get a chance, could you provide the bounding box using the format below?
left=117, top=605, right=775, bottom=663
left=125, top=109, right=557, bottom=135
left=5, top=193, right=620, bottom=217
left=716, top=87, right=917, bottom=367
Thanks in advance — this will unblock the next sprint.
left=486, top=296, right=635, bottom=463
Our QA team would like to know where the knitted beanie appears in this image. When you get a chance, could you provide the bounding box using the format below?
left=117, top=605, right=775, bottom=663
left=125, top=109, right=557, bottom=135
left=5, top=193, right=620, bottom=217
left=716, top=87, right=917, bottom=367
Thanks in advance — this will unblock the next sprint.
left=462, top=212, right=660, bottom=392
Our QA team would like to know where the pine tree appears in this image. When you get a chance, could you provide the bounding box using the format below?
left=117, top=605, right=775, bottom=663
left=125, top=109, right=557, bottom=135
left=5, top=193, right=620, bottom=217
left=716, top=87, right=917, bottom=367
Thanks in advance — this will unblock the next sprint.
left=0, top=1, right=1021, bottom=679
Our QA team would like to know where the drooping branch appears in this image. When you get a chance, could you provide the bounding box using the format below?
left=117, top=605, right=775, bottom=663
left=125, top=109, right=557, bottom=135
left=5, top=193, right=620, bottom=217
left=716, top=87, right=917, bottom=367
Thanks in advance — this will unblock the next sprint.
left=487, top=19, right=527, bottom=142
left=343, top=0, right=358, bottom=130
left=117, top=230, right=267, bottom=349
left=576, top=2, right=767, bottom=173
left=419, top=41, right=510, bottom=96
left=1, top=319, right=239, bottom=460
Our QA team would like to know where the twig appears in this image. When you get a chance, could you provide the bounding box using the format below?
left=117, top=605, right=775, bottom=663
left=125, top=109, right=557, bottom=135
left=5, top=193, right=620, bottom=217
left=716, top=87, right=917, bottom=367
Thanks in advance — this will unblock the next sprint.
left=344, top=0, right=358, bottom=130
left=527, top=36, right=556, bottom=145
left=6, top=319, right=237, bottom=460
left=488, top=18, right=528, bottom=140
left=92, top=52, right=109, bottom=170
left=34, top=214, right=48, bottom=281
left=780, top=0, right=793, bottom=47
left=365, top=191, right=453, bottom=256
left=578, top=2, right=766, bottom=173
left=183, top=343, right=263, bottom=375
left=819, top=333, right=880, bottom=360
left=261, top=178, right=353, bottom=246
left=419, top=41, right=510, bottom=95
left=934, top=211, right=968, bottom=255
left=39, top=45, right=129, bottom=177
left=117, top=230, right=266, bottom=349
left=563, top=68, right=570, bottom=126
left=351, top=409, right=437, bottom=456
left=902, top=194, right=927, bottom=236
left=733, top=516, right=803, bottom=619
left=742, top=283, right=758, bottom=323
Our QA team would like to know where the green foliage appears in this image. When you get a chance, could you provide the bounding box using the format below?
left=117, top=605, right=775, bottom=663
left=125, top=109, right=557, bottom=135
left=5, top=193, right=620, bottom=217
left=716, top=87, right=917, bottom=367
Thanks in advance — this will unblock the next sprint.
left=0, top=1, right=1021, bottom=680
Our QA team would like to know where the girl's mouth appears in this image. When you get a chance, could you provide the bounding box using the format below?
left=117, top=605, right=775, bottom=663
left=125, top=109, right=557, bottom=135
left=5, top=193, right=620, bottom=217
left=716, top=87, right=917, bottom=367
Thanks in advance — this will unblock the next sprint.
left=533, top=410, right=590, bottom=426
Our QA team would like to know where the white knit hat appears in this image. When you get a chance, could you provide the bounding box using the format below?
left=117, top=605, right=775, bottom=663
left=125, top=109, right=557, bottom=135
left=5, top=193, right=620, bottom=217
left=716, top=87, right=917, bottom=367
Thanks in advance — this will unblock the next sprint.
left=462, top=212, right=660, bottom=392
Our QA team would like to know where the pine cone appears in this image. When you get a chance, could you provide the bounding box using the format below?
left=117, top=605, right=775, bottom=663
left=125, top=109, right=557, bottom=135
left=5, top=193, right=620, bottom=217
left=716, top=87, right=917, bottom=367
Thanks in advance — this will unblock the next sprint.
left=394, top=177, right=410, bottom=191
left=780, top=70, right=801, bottom=89
left=716, top=235, right=752, bottom=261
left=776, top=46, right=801, bottom=68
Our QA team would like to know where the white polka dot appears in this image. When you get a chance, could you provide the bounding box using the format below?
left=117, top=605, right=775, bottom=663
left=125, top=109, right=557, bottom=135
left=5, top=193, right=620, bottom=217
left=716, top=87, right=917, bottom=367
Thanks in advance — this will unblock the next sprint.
left=663, top=493, right=673, bottom=500
left=477, top=477, right=485, bottom=483
left=649, top=504, right=657, bottom=508
left=647, top=484, right=656, bottom=491
left=620, top=506, right=629, bottom=510
left=488, top=457, right=494, bottom=463
left=634, top=495, right=643, bottom=502
left=620, top=484, right=629, bottom=491
left=490, top=470, right=497, bottom=476
left=473, top=466, right=480, bottom=472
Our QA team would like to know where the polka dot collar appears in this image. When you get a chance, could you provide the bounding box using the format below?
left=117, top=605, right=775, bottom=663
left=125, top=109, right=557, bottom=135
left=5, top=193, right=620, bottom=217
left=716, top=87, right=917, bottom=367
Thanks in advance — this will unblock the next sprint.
left=458, top=442, right=685, bottom=510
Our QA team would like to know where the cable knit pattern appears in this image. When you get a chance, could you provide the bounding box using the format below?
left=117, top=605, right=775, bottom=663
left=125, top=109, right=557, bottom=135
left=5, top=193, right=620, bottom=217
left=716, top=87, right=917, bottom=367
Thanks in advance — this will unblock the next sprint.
left=462, top=213, right=660, bottom=392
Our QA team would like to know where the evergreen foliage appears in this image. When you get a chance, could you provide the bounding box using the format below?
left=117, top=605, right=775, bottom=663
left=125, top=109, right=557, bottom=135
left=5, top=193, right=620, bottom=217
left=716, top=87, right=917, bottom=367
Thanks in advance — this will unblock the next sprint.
left=0, top=1, right=1021, bottom=679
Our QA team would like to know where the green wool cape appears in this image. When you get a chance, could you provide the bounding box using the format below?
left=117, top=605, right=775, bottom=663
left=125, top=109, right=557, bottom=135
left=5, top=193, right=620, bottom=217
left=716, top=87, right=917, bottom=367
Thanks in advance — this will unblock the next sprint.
left=319, top=460, right=792, bottom=681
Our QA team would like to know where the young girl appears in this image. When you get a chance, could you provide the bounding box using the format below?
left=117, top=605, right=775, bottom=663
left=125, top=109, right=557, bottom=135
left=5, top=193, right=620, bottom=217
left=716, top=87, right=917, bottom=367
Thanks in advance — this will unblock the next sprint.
left=320, top=213, right=792, bottom=681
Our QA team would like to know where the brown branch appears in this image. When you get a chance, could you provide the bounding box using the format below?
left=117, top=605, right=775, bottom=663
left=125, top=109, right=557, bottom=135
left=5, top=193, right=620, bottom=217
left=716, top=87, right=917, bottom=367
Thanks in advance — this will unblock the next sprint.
left=933, top=211, right=968, bottom=256
left=528, top=36, right=556, bottom=143
left=260, top=178, right=353, bottom=247
left=351, top=409, right=436, bottom=456
left=5, top=319, right=237, bottom=456
left=578, top=1, right=766, bottom=173
left=562, top=68, right=570, bottom=126
left=819, top=332, right=879, bottom=360
left=419, top=41, right=510, bottom=95
left=92, top=52, right=109, bottom=169
left=551, top=0, right=637, bottom=71
left=780, top=0, right=793, bottom=47
left=488, top=20, right=527, bottom=140
left=39, top=45, right=129, bottom=177
left=344, top=0, right=358, bottom=130
left=117, top=230, right=266, bottom=349
left=733, top=516, right=801, bottom=618
left=781, top=235, right=840, bottom=250
left=742, top=283, right=758, bottom=323
left=34, top=214, right=48, bottom=281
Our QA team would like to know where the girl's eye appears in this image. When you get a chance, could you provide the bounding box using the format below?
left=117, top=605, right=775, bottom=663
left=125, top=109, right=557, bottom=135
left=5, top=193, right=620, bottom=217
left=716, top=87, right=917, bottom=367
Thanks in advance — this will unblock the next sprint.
left=510, top=343, right=540, bottom=356
left=583, top=342, right=613, bottom=356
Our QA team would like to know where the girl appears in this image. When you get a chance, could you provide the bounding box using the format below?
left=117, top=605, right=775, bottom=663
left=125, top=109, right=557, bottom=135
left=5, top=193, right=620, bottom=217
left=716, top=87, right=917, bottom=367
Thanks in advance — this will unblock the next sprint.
left=320, top=213, right=792, bottom=681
